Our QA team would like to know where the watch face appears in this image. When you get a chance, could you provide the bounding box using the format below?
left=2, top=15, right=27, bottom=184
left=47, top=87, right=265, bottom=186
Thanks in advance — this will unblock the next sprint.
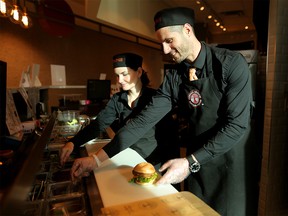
left=190, top=162, right=200, bottom=173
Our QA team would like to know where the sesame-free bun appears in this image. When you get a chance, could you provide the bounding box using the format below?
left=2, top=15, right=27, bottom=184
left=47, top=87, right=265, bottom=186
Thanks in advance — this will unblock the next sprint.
left=133, top=162, right=155, bottom=175
left=131, top=162, right=158, bottom=185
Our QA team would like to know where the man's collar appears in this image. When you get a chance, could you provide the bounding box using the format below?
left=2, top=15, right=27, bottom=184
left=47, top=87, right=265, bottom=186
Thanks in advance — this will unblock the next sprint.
left=194, top=42, right=206, bottom=69
left=184, top=42, right=206, bottom=69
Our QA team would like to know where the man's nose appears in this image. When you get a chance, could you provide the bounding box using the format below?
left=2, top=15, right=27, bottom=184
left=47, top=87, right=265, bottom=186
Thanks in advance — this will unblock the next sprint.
left=162, top=43, right=171, bottom=54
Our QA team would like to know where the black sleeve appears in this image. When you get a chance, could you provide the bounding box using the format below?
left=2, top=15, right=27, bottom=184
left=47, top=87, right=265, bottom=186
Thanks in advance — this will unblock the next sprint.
left=69, top=95, right=120, bottom=148
left=103, top=73, right=177, bottom=158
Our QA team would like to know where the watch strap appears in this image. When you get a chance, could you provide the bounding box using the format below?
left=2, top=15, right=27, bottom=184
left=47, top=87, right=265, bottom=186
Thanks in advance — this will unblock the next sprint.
left=186, top=154, right=195, bottom=165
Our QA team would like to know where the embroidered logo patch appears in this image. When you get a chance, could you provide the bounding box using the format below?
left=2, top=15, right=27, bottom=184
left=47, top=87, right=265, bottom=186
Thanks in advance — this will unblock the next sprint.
left=188, top=89, right=202, bottom=107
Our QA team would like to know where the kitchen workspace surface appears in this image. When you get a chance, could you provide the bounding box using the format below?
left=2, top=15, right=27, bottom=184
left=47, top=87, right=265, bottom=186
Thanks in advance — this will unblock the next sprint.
left=86, top=144, right=220, bottom=215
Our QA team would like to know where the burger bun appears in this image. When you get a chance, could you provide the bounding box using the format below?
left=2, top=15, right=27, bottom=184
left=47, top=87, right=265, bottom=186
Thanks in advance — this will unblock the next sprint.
left=130, top=162, right=158, bottom=186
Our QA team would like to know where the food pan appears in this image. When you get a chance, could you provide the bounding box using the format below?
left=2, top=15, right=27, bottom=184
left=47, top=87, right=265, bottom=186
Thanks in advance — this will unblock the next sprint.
left=23, top=200, right=44, bottom=215
left=51, top=169, right=72, bottom=182
left=46, top=195, right=86, bottom=216
left=47, top=181, right=83, bottom=199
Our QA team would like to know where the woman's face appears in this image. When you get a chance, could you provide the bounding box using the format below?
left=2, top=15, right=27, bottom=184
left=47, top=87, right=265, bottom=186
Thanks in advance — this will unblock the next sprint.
left=114, top=67, right=141, bottom=91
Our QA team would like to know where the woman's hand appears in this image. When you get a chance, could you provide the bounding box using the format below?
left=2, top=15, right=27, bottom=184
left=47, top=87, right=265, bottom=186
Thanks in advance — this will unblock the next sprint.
left=70, top=149, right=109, bottom=184
left=60, top=142, right=74, bottom=166
left=70, top=156, right=97, bottom=183
left=156, top=158, right=190, bottom=185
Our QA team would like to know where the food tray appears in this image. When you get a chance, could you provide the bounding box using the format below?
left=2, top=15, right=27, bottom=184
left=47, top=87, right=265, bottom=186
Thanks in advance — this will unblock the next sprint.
left=47, top=181, right=83, bottom=200
left=46, top=195, right=87, bottom=216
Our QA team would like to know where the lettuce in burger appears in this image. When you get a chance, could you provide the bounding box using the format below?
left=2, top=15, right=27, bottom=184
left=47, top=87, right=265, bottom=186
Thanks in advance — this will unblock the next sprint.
left=129, top=162, right=158, bottom=185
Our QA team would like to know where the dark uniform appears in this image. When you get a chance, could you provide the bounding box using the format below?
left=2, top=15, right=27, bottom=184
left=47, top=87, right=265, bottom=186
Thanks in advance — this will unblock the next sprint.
left=103, top=42, right=254, bottom=215
left=69, top=87, right=179, bottom=166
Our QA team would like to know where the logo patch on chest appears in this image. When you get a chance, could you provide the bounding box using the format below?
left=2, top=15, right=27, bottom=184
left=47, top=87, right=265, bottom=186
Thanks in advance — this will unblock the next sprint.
left=188, top=89, right=202, bottom=107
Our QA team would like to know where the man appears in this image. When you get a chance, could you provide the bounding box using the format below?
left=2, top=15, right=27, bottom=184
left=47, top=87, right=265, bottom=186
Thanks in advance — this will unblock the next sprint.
left=71, top=7, right=254, bottom=216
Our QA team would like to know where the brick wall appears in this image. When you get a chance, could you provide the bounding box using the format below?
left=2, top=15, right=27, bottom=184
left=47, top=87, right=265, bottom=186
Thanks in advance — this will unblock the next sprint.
left=258, top=0, right=288, bottom=215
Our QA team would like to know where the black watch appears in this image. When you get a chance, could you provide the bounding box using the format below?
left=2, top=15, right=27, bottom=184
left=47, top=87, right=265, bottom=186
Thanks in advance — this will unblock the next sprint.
left=186, top=155, right=201, bottom=173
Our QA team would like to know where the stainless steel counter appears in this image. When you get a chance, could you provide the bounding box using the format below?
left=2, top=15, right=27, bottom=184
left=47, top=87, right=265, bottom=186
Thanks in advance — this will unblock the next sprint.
left=0, top=113, right=57, bottom=215
left=0, top=114, right=103, bottom=215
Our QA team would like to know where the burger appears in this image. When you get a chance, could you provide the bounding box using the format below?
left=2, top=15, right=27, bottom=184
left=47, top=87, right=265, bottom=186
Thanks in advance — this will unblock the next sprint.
left=129, top=162, right=158, bottom=185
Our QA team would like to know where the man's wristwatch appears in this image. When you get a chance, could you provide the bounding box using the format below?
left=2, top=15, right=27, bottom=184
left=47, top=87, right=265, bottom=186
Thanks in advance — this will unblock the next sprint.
left=186, top=154, right=201, bottom=173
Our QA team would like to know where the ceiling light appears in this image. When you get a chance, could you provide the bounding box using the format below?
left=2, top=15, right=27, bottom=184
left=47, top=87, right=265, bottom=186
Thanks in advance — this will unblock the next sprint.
left=196, top=0, right=225, bottom=32
left=20, top=6, right=32, bottom=28
left=0, top=0, right=10, bottom=17
left=0, top=0, right=32, bottom=28
left=9, top=3, right=21, bottom=24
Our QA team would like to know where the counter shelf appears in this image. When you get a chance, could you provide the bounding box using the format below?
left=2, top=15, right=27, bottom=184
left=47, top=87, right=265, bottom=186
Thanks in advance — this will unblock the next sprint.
left=24, top=148, right=90, bottom=215
left=0, top=112, right=56, bottom=215
left=0, top=110, right=105, bottom=215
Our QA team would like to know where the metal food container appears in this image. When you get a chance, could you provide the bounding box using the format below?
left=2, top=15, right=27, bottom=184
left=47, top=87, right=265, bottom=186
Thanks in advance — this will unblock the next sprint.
left=47, top=181, right=83, bottom=199
left=46, top=195, right=87, bottom=216
left=23, top=148, right=90, bottom=216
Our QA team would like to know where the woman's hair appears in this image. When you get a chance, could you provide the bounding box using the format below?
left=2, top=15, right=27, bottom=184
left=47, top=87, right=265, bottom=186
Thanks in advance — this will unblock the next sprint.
left=130, top=67, right=150, bottom=87
left=140, top=69, right=150, bottom=87
left=129, top=65, right=150, bottom=87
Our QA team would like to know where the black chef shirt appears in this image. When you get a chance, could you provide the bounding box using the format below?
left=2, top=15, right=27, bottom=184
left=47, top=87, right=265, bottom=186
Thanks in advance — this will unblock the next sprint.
left=103, top=42, right=252, bottom=166
left=69, top=87, right=158, bottom=159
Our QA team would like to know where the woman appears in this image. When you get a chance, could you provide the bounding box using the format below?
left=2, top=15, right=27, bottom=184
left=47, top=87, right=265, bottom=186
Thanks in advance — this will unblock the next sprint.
left=61, top=53, right=179, bottom=177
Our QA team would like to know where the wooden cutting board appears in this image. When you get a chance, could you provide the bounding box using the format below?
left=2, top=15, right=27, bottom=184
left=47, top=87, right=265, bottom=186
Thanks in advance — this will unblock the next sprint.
left=90, top=148, right=178, bottom=207
left=101, top=191, right=220, bottom=216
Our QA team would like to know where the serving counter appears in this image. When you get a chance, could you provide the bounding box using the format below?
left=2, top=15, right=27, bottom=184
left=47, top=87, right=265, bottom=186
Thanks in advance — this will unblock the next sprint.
left=0, top=113, right=91, bottom=215
left=0, top=114, right=219, bottom=216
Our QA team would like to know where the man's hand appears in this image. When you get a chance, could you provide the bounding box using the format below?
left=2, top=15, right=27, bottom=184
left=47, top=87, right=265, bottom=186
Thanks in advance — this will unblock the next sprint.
left=60, top=142, right=74, bottom=166
left=70, top=156, right=97, bottom=183
left=156, top=158, right=190, bottom=185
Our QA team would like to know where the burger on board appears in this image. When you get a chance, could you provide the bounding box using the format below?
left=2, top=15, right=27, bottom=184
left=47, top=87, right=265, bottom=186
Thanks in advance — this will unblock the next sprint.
left=129, top=162, right=158, bottom=185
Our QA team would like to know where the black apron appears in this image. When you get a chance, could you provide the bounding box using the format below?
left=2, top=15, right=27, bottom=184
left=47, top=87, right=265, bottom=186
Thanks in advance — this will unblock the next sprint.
left=178, top=55, right=251, bottom=216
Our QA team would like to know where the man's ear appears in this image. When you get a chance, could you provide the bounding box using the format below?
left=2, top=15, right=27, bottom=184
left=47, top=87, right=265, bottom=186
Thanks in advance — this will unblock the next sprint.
left=183, top=23, right=193, bottom=36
